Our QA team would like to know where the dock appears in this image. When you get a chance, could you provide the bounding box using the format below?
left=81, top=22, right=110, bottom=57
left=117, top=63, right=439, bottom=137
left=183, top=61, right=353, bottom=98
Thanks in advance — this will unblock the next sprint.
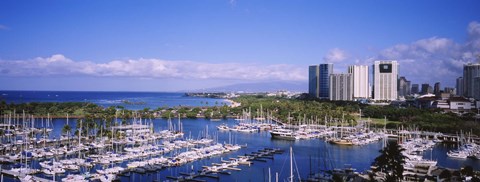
left=1, top=169, right=51, bottom=182
left=166, top=148, right=284, bottom=181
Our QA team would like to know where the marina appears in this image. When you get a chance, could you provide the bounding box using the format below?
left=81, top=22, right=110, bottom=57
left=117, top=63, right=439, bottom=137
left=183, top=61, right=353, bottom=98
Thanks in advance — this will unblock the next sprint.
left=2, top=0, right=480, bottom=180
left=1, top=114, right=480, bottom=181
left=0, top=93, right=479, bottom=181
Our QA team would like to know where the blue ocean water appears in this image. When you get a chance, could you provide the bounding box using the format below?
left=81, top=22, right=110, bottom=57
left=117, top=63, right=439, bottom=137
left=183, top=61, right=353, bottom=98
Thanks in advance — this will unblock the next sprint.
left=0, top=91, right=229, bottom=109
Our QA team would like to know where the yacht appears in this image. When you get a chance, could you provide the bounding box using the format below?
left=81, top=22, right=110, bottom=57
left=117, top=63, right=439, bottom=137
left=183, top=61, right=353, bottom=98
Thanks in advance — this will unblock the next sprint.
left=447, top=150, right=468, bottom=159
left=270, top=128, right=298, bottom=140
left=217, top=124, right=230, bottom=131
left=328, top=138, right=354, bottom=145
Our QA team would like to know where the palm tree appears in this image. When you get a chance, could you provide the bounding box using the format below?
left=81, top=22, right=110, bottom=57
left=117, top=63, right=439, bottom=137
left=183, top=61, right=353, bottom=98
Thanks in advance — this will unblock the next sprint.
left=0, top=129, right=4, bottom=141
left=62, top=124, right=72, bottom=146
left=62, top=124, right=71, bottom=137
left=371, top=141, right=406, bottom=181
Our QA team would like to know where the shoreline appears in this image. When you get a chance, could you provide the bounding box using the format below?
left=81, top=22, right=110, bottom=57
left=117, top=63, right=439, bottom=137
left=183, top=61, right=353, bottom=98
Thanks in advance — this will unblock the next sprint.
left=224, top=99, right=241, bottom=108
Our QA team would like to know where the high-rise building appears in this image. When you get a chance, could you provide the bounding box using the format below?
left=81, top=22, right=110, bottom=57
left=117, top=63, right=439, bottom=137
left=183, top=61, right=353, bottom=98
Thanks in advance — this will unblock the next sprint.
left=411, top=84, right=419, bottom=94
left=398, top=76, right=410, bottom=97
left=456, top=77, right=464, bottom=96
left=329, top=73, right=353, bottom=101
left=428, top=86, right=433, bottom=94
left=319, top=64, right=333, bottom=99
left=406, top=81, right=411, bottom=95
left=475, top=77, right=480, bottom=100
left=373, top=60, right=398, bottom=101
left=308, top=65, right=319, bottom=98
left=421, top=83, right=430, bottom=94
left=463, top=63, right=480, bottom=99
left=348, top=65, right=369, bottom=99
left=434, top=82, right=441, bottom=95
left=308, top=64, right=333, bottom=99
left=444, top=87, right=455, bottom=95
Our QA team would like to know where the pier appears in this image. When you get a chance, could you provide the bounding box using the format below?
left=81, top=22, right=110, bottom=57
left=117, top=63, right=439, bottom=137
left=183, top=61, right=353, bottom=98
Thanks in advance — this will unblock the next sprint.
left=1, top=169, right=51, bottom=182
left=165, top=148, right=283, bottom=181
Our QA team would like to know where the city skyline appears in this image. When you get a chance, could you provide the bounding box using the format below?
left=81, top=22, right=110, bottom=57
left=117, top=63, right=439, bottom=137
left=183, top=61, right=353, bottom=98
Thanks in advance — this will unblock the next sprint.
left=0, top=1, right=480, bottom=91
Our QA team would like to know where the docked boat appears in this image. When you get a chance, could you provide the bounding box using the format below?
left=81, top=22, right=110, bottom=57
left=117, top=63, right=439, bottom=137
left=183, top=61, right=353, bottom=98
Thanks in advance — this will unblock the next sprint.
left=328, top=138, right=354, bottom=145
left=217, top=124, right=230, bottom=131
left=447, top=150, right=468, bottom=159
left=270, top=128, right=298, bottom=140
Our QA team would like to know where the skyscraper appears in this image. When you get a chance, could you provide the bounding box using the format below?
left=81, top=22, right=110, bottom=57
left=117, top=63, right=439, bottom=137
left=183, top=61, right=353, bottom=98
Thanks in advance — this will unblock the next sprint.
left=475, top=77, right=480, bottom=100
left=348, top=65, right=369, bottom=99
left=421, top=83, right=430, bottom=94
left=308, top=65, right=319, bottom=98
left=329, top=73, right=353, bottom=101
left=398, top=76, right=410, bottom=97
left=319, top=64, right=333, bottom=99
left=444, top=87, right=455, bottom=95
left=308, top=63, right=333, bottom=99
left=463, top=63, right=480, bottom=99
left=434, top=82, right=441, bottom=95
left=456, top=77, right=464, bottom=96
left=373, top=60, right=398, bottom=101
left=405, top=80, right=411, bottom=96
left=411, top=84, right=419, bottom=94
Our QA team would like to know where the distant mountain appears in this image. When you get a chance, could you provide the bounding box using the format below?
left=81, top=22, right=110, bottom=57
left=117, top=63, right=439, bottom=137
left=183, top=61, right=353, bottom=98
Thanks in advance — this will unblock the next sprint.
left=191, top=81, right=307, bottom=93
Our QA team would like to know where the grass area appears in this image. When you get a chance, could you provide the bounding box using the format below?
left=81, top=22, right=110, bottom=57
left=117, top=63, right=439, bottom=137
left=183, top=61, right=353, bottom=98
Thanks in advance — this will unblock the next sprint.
left=356, top=116, right=402, bottom=126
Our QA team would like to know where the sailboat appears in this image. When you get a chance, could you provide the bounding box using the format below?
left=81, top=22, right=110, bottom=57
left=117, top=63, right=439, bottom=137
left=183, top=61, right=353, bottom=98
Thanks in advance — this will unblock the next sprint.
left=286, top=146, right=302, bottom=182
left=328, top=114, right=353, bottom=145
left=289, top=146, right=294, bottom=182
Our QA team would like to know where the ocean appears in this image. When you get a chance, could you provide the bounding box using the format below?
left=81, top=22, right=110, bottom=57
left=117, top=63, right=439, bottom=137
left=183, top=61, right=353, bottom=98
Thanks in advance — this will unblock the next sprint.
left=0, top=91, right=229, bottom=110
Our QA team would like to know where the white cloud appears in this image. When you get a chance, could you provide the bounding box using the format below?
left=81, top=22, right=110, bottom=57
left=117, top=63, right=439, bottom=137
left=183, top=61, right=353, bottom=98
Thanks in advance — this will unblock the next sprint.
left=323, top=48, right=348, bottom=63
left=465, top=21, right=480, bottom=59
left=0, top=55, right=307, bottom=81
left=375, top=21, right=480, bottom=86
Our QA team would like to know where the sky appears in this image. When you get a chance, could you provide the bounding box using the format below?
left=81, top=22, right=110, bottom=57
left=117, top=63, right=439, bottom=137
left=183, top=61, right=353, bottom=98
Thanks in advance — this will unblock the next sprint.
left=1, top=0, right=480, bottom=92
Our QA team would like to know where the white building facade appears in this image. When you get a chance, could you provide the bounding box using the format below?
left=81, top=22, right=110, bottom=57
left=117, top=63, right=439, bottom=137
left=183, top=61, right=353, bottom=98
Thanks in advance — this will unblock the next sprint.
left=329, top=73, right=353, bottom=101
left=373, top=60, right=399, bottom=101
left=348, top=65, right=369, bottom=99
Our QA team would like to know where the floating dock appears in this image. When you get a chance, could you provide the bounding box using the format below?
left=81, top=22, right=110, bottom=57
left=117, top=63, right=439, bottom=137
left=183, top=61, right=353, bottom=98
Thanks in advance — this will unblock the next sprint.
left=1, top=169, right=51, bottom=182
left=167, top=148, right=283, bottom=181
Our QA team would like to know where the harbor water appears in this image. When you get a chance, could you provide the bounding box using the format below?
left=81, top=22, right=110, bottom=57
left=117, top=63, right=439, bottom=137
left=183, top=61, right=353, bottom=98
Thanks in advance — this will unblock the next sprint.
left=2, top=117, right=480, bottom=182
left=1, top=91, right=479, bottom=181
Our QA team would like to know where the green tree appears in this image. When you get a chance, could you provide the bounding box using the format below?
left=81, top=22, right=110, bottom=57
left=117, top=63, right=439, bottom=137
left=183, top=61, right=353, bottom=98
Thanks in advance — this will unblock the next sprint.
left=62, top=124, right=71, bottom=136
left=461, top=166, right=474, bottom=177
left=439, top=170, right=451, bottom=180
left=472, top=177, right=480, bottom=182
left=371, top=141, right=406, bottom=181
left=332, top=174, right=343, bottom=182
left=61, top=124, right=72, bottom=145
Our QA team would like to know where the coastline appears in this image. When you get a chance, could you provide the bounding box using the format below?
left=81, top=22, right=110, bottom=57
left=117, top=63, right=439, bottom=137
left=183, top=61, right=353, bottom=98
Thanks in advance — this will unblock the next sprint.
left=224, top=99, right=241, bottom=108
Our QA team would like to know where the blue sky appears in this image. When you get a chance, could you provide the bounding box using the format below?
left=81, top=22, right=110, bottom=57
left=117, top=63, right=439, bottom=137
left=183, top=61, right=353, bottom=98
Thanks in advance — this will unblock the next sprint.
left=1, top=0, right=480, bottom=91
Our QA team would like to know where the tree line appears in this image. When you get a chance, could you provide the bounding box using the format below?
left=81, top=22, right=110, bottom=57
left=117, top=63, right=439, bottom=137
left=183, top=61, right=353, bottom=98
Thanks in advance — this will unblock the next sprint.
left=1, top=94, right=479, bottom=135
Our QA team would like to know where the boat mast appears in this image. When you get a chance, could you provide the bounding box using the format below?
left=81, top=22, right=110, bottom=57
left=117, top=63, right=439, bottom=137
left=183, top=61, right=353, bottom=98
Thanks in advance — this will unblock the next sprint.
left=290, top=146, right=293, bottom=182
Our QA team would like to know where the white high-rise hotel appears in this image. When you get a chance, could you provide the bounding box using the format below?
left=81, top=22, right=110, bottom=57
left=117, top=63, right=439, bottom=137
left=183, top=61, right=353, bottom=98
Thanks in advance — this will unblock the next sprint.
left=373, top=60, right=398, bottom=101
left=348, top=65, right=369, bottom=99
